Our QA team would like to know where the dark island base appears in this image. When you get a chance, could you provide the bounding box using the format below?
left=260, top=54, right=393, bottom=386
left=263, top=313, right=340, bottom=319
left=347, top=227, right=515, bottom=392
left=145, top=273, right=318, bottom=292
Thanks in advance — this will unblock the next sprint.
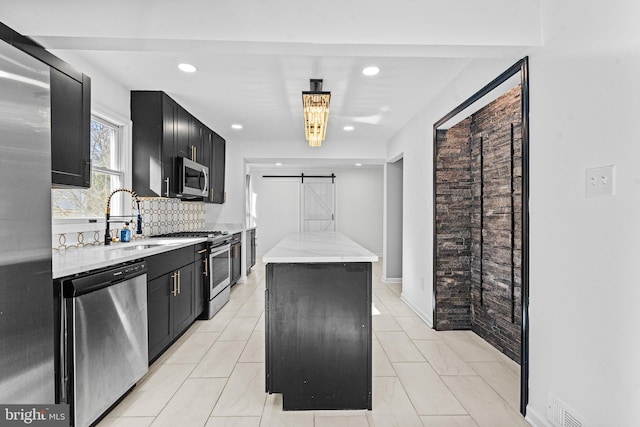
left=265, top=262, right=373, bottom=411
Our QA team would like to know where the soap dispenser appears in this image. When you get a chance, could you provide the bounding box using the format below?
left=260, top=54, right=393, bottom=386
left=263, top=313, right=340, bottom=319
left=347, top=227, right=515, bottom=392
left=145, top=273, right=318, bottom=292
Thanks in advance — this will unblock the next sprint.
left=121, top=222, right=131, bottom=242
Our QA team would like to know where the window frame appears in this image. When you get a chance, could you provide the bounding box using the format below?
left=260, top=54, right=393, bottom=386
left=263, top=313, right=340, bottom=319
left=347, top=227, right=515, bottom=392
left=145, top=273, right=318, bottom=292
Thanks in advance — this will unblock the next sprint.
left=52, top=104, right=132, bottom=228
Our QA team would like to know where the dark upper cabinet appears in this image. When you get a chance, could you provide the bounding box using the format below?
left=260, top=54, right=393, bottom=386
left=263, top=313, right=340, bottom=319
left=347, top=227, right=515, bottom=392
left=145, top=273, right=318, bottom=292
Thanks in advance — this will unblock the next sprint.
left=189, top=117, right=204, bottom=163
left=211, top=130, right=226, bottom=204
left=176, top=104, right=190, bottom=159
left=1, top=22, right=91, bottom=188
left=131, top=90, right=225, bottom=203
left=162, top=94, right=178, bottom=195
left=131, top=91, right=178, bottom=197
left=50, top=69, right=91, bottom=188
left=202, top=127, right=213, bottom=201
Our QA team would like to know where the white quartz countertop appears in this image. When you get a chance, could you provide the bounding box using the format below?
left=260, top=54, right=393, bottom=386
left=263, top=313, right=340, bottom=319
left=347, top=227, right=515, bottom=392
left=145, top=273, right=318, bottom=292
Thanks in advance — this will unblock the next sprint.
left=52, top=237, right=206, bottom=279
left=262, top=232, right=378, bottom=263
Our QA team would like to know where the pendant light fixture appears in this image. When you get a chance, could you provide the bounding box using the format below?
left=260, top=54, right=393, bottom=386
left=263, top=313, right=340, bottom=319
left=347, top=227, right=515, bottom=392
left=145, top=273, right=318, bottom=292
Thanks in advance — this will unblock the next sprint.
left=302, top=79, right=331, bottom=147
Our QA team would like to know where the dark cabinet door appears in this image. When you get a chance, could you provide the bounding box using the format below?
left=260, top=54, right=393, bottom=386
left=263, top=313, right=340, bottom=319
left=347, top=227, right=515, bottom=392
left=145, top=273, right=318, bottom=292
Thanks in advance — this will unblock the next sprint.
left=189, top=117, right=204, bottom=163
left=161, top=94, right=177, bottom=197
left=246, top=229, right=256, bottom=275
left=50, top=68, right=91, bottom=188
left=231, top=241, right=242, bottom=285
left=202, top=128, right=213, bottom=202
left=175, top=105, right=190, bottom=159
left=172, top=263, right=194, bottom=336
left=211, top=131, right=226, bottom=203
left=194, top=244, right=208, bottom=320
left=147, top=274, right=173, bottom=362
left=132, top=91, right=177, bottom=197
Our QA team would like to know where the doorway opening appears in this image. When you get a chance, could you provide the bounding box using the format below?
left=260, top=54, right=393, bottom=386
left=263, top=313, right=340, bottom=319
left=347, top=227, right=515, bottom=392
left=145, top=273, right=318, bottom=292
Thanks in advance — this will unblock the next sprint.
left=384, top=156, right=403, bottom=284
left=432, top=58, right=530, bottom=415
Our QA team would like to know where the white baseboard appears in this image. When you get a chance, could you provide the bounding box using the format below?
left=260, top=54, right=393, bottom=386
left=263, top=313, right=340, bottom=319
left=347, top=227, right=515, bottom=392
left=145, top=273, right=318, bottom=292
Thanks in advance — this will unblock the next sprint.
left=400, top=293, right=433, bottom=328
left=525, top=405, right=551, bottom=427
left=382, top=276, right=402, bottom=284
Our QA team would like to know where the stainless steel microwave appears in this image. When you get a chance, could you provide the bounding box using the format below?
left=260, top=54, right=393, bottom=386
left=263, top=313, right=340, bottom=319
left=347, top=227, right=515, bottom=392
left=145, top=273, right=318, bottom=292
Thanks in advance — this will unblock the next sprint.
left=178, top=157, right=209, bottom=198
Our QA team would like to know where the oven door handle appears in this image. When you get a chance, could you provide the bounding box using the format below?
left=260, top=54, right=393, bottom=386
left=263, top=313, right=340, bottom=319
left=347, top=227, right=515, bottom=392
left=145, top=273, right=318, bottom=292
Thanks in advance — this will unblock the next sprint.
left=210, top=244, right=231, bottom=257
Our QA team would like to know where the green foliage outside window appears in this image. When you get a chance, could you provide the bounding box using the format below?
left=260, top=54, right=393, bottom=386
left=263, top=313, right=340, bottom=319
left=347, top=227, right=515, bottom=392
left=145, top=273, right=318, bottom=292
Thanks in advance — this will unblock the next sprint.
left=52, top=118, right=123, bottom=218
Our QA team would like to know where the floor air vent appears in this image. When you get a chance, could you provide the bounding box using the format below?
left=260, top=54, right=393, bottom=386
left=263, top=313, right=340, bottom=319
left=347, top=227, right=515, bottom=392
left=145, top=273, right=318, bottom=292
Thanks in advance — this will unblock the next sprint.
left=547, top=393, right=585, bottom=427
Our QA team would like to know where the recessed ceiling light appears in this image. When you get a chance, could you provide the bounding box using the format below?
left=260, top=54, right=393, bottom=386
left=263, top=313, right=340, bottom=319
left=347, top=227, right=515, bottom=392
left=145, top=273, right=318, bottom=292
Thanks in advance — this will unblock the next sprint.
left=178, top=63, right=197, bottom=73
left=343, top=125, right=354, bottom=131
left=231, top=124, right=243, bottom=130
left=275, top=163, right=283, bottom=166
left=362, top=66, right=380, bottom=76
left=355, top=163, right=363, bottom=167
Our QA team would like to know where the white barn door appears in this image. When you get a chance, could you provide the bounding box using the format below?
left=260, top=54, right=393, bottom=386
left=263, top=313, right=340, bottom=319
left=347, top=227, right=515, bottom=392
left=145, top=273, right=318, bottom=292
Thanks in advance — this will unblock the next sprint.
left=300, top=178, right=336, bottom=232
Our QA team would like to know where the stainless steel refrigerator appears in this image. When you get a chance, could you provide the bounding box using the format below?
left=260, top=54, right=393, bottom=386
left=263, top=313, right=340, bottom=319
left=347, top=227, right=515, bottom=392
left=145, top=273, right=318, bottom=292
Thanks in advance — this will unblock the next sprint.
left=0, top=38, right=55, bottom=403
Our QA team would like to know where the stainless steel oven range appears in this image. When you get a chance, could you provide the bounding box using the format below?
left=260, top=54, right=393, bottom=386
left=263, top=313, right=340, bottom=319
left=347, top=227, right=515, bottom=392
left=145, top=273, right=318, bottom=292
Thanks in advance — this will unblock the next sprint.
left=155, top=230, right=232, bottom=319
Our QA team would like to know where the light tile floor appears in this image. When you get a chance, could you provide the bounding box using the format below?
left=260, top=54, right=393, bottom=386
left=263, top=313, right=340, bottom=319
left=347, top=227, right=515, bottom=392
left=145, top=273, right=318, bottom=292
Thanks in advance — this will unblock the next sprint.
left=98, top=259, right=530, bottom=427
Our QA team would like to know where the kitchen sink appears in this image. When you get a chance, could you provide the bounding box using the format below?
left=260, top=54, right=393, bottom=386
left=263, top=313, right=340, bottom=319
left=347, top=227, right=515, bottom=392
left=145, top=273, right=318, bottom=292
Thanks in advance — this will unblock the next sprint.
left=122, top=244, right=162, bottom=251
left=106, top=243, right=163, bottom=251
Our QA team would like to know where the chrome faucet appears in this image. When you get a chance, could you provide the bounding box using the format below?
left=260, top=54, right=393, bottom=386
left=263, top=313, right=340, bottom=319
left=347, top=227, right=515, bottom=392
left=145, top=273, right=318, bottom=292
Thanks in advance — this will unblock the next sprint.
left=105, top=188, right=143, bottom=245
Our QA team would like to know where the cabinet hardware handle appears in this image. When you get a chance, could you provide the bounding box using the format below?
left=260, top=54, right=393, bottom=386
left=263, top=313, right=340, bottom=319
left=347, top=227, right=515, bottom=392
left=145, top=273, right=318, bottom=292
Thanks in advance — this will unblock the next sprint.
left=164, top=177, right=170, bottom=197
left=194, top=146, right=197, bottom=162
left=203, top=258, right=208, bottom=276
left=177, top=270, right=181, bottom=294
left=197, top=248, right=207, bottom=254
left=171, top=272, right=177, bottom=296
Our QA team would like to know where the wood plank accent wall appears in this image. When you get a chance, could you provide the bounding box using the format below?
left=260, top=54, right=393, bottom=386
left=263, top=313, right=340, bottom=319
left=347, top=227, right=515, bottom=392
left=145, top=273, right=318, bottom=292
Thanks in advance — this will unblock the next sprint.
left=435, top=86, right=522, bottom=362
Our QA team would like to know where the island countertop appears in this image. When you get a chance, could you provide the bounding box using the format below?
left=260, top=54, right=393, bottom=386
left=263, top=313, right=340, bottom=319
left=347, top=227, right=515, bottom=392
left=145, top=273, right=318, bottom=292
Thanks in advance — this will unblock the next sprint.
left=262, top=232, right=378, bottom=263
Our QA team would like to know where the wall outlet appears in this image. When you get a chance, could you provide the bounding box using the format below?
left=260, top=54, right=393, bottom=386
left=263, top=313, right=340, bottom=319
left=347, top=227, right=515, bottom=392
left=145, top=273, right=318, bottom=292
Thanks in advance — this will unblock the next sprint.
left=420, top=277, right=425, bottom=291
left=585, top=165, right=615, bottom=197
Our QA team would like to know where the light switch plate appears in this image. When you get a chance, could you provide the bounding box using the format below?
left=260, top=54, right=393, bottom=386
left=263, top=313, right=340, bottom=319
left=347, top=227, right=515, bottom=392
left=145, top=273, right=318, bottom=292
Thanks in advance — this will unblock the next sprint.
left=585, top=165, right=615, bottom=197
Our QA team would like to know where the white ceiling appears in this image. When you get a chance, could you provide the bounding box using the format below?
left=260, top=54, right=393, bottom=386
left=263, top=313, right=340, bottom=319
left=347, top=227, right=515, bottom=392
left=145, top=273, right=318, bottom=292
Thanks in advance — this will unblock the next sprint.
left=0, top=0, right=541, bottom=152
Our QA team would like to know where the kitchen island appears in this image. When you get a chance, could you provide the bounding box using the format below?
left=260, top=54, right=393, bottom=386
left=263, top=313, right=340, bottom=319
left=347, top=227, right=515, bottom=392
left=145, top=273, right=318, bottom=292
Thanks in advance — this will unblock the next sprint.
left=263, top=232, right=378, bottom=411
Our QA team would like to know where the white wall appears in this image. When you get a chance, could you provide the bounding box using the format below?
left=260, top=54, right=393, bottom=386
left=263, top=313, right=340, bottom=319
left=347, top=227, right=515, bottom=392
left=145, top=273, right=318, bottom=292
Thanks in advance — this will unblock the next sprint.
left=523, top=1, right=640, bottom=426
left=250, top=173, right=300, bottom=257
left=335, top=167, right=383, bottom=255
left=249, top=166, right=383, bottom=257
left=207, top=137, right=387, bottom=226
left=387, top=1, right=640, bottom=426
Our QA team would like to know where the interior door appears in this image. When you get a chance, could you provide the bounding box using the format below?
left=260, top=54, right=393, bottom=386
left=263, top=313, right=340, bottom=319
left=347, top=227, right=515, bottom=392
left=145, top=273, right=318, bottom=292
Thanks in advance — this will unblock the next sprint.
left=300, top=179, right=335, bottom=231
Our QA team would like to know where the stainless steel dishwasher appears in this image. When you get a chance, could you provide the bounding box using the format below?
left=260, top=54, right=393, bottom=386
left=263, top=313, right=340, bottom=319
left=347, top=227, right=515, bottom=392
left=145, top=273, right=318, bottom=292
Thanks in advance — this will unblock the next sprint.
left=60, top=260, right=148, bottom=427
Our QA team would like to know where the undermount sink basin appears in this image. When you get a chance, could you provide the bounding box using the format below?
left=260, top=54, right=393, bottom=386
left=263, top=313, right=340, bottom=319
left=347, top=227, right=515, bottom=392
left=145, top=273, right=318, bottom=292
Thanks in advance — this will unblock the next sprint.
left=122, top=244, right=162, bottom=251
left=107, top=243, right=163, bottom=251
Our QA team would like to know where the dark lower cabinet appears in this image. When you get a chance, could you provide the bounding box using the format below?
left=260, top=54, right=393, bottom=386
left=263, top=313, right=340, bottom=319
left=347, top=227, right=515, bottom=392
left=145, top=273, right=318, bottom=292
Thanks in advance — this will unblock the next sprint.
left=147, top=274, right=172, bottom=363
left=194, top=243, right=208, bottom=319
left=172, top=264, right=194, bottom=335
left=246, top=228, right=256, bottom=275
left=265, top=262, right=372, bottom=410
left=146, top=245, right=197, bottom=363
left=231, top=234, right=242, bottom=285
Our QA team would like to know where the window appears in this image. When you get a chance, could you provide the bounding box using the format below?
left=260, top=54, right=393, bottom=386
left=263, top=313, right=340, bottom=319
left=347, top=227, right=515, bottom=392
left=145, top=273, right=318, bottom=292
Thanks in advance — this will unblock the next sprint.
left=52, top=115, right=126, bottom=219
